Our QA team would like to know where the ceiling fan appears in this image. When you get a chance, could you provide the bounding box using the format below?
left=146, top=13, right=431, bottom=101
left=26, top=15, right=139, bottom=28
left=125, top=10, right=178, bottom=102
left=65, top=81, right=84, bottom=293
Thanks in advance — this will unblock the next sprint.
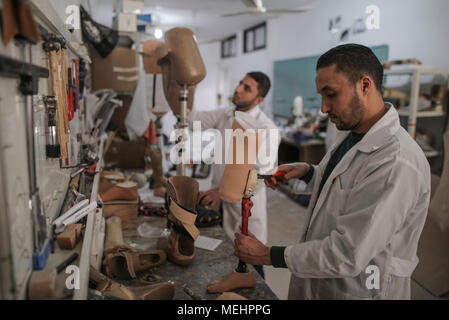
left=222, top=0, right=311, bottom=17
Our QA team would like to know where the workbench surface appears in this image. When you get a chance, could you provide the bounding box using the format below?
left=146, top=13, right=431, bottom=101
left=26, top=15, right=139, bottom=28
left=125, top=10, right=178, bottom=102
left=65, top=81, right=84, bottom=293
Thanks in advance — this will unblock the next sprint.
left=120, top=215, right=279, bottom=300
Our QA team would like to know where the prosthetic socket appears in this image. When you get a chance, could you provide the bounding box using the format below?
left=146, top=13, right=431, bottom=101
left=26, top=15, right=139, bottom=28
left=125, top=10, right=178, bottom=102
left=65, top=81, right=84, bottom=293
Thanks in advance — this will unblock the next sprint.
left=219, top=111, right=266, bottom=202
left=156, top=27, right=206, bottom=116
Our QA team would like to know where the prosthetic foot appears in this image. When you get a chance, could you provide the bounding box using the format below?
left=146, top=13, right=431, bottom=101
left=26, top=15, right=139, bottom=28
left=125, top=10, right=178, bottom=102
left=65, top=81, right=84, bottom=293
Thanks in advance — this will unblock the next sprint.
left=207, top=270, right=255, bottom=293
left=100, top=181, right=138, bottom=203
left=157, top=176, right=199, bottom=265
left=103, top=216, right=166, bottom=279
left=103, top=248, right=166, bottom=280
left=89, top=266, right=174, bottom=300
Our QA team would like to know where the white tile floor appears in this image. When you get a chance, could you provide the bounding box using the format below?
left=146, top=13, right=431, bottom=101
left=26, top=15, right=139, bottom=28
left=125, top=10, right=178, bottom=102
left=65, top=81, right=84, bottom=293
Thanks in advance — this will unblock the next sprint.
left=263, top=188, right=449, bottom=300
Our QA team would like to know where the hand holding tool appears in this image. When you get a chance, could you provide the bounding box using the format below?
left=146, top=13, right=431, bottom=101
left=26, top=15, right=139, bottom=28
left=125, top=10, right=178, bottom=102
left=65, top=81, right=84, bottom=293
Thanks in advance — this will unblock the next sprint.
left=257, top=170, right=286, bottom=180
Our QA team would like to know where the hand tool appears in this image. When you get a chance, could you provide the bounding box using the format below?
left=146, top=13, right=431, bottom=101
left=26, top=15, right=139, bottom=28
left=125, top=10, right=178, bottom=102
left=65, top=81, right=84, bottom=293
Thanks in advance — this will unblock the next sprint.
left=235, top=169, right=258, bottom=274
left=182, top=284, right=205, bottom=300
left=257, top=170, right=286, bottom=180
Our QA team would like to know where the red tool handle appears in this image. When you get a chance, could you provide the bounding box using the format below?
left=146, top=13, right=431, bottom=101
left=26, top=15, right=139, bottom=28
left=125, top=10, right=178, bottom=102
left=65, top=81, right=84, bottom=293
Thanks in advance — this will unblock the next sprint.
left=241, top=197, right=253, bottom=236
left=272, top=170, right=286, bottom=178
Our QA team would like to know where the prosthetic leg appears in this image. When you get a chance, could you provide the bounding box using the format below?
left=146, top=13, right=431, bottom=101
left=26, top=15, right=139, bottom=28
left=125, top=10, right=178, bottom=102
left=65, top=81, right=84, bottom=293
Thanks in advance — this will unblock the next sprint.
left=207, top=112, right=267, bottom=293
left=207, top=170, right=258, bottom=293
left=157, top=27, right=206, bottom=176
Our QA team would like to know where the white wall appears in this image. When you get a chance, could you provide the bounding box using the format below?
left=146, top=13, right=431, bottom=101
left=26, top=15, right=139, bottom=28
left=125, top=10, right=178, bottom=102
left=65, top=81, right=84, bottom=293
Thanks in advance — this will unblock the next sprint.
left=197, top=0, right=449, bottom=117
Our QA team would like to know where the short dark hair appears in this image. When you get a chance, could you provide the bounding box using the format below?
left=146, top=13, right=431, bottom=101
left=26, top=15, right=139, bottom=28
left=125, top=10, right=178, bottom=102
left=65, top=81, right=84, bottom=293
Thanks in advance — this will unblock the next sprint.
left=316, top=44, right=383, bottom=92
left=247, top=71, right=271, bottom=98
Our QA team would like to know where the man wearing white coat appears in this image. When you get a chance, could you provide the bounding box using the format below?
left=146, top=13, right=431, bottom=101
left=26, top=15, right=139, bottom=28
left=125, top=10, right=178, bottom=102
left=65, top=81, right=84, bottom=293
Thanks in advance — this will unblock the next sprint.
left=189, top=71, right=279, bottom=278
left=234, top=44, right=431, bottom=299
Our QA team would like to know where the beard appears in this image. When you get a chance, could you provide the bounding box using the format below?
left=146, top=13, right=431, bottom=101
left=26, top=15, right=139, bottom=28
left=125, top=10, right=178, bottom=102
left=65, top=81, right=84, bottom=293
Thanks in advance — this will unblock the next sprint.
left=232, top=95, right=258, bottom=111
left=331, top=90, right=364, bottom=131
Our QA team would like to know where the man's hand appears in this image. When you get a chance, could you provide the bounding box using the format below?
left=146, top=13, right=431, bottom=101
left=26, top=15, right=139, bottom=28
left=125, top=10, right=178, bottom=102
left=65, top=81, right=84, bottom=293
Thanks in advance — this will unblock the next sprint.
left=264, top=163, right=311, bottom=190
left=234, top=231, right=271, bottom=266
left=199, top=188, right=220, bottom=208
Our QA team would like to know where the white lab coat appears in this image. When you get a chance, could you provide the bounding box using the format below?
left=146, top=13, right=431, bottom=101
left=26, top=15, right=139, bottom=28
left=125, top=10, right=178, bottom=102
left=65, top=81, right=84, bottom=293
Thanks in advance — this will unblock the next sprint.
left=286, top=103, right=431, bottom=299
left=189, top=106, right=279, bottom=244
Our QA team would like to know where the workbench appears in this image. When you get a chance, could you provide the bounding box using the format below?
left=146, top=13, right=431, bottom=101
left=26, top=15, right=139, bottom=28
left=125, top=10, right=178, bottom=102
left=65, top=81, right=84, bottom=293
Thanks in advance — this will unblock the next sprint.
left=118, top=215, right=279, bottom=300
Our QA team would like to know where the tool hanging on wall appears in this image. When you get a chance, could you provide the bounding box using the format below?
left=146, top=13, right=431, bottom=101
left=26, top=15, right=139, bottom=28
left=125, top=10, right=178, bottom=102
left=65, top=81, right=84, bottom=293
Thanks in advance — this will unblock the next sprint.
left=78, top=58, right=86, bottom=100
left=1, top=0, right=41, bottom=46
left=44, top=96, right=61, bottom=158
left=67, top=67, right=75, bottom=121
left=72, top=59, right=80, bottom=113
left=44, top=34, right=70, bottom=160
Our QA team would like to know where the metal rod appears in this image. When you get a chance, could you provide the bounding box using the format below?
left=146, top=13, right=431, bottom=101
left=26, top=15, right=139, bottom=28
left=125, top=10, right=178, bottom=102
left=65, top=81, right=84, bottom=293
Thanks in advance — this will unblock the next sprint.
left=176, top=84, right=189, bottom=176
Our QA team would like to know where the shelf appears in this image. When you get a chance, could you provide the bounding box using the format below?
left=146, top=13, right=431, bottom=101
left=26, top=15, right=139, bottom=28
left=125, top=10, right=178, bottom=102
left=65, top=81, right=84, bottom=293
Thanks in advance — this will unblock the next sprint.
left=72, top=135, right=106, bottom=300
left=398, top=109, right=445, bottom=118
left=384, top=68, right=449, bottom=75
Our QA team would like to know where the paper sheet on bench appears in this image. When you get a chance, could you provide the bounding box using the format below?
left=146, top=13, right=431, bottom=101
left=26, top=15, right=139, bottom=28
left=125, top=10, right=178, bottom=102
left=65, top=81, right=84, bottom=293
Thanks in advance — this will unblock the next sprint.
left=194, top=235, right=222, bottom=251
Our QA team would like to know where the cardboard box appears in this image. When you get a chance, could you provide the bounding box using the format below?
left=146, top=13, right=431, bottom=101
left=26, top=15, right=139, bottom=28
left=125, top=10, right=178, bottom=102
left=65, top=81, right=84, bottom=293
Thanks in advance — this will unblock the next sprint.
left=103, top=201, right=139, bottom=228
left=120, top=0, right=143, bottom=14
left=104, top=138, right=146, bottom=169
left=110, top=95, right=133, bottom=130
left=91, top=47, right=137, bottom=92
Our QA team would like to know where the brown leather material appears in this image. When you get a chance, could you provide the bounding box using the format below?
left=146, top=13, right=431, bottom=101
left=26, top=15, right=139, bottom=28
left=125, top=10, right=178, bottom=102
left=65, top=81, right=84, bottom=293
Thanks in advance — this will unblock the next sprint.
left=168, top=200, right=199, bottom=240
left=157, top=230, right=194, bottom=265
left=101, top=171, right=126, bottom=180
left=103, top=249, right=167, bottom=280
left=142, top=40, right=164, bottom=74
left=1, top=0, right=40, bottom=46
left=89, top=266, right=174, bottom=300
left=166, top=176, right=200, bottom=240
left=1, top=0, right=19, bottom=46
left=207, top=270, right=255, bottom=293
left=166, top=176, right=199, bottom=211
left=149, top=147, right=164, bottom=189
left=216, top=292, right=248, bottom=300
left=100, top=182, right=138, bottom=203
left=99, top=178, right=117, bottom=194
left=157, top=176, right=200, bottom=265
left=17, top=1, right=40, bottom=43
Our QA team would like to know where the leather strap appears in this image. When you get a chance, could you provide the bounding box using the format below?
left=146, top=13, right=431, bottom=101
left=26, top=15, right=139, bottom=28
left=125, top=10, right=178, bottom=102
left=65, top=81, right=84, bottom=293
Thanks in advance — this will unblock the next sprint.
left=122, top=252, right=137, bottom=278
left=169, top=199, right=199, bottom=240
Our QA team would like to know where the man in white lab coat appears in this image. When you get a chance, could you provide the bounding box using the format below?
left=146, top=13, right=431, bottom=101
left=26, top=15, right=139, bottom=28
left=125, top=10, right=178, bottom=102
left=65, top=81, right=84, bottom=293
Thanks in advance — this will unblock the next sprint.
left=189, top=71, right=279, bottom=278
left=233, top=44, right=431, bottom=299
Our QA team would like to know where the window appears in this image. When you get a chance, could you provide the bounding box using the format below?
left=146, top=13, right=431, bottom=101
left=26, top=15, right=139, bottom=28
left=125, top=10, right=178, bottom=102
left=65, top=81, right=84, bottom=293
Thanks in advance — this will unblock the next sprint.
left=221, top=35, right=237, bottom=58
left=243, top=22, right=266, bottom=53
